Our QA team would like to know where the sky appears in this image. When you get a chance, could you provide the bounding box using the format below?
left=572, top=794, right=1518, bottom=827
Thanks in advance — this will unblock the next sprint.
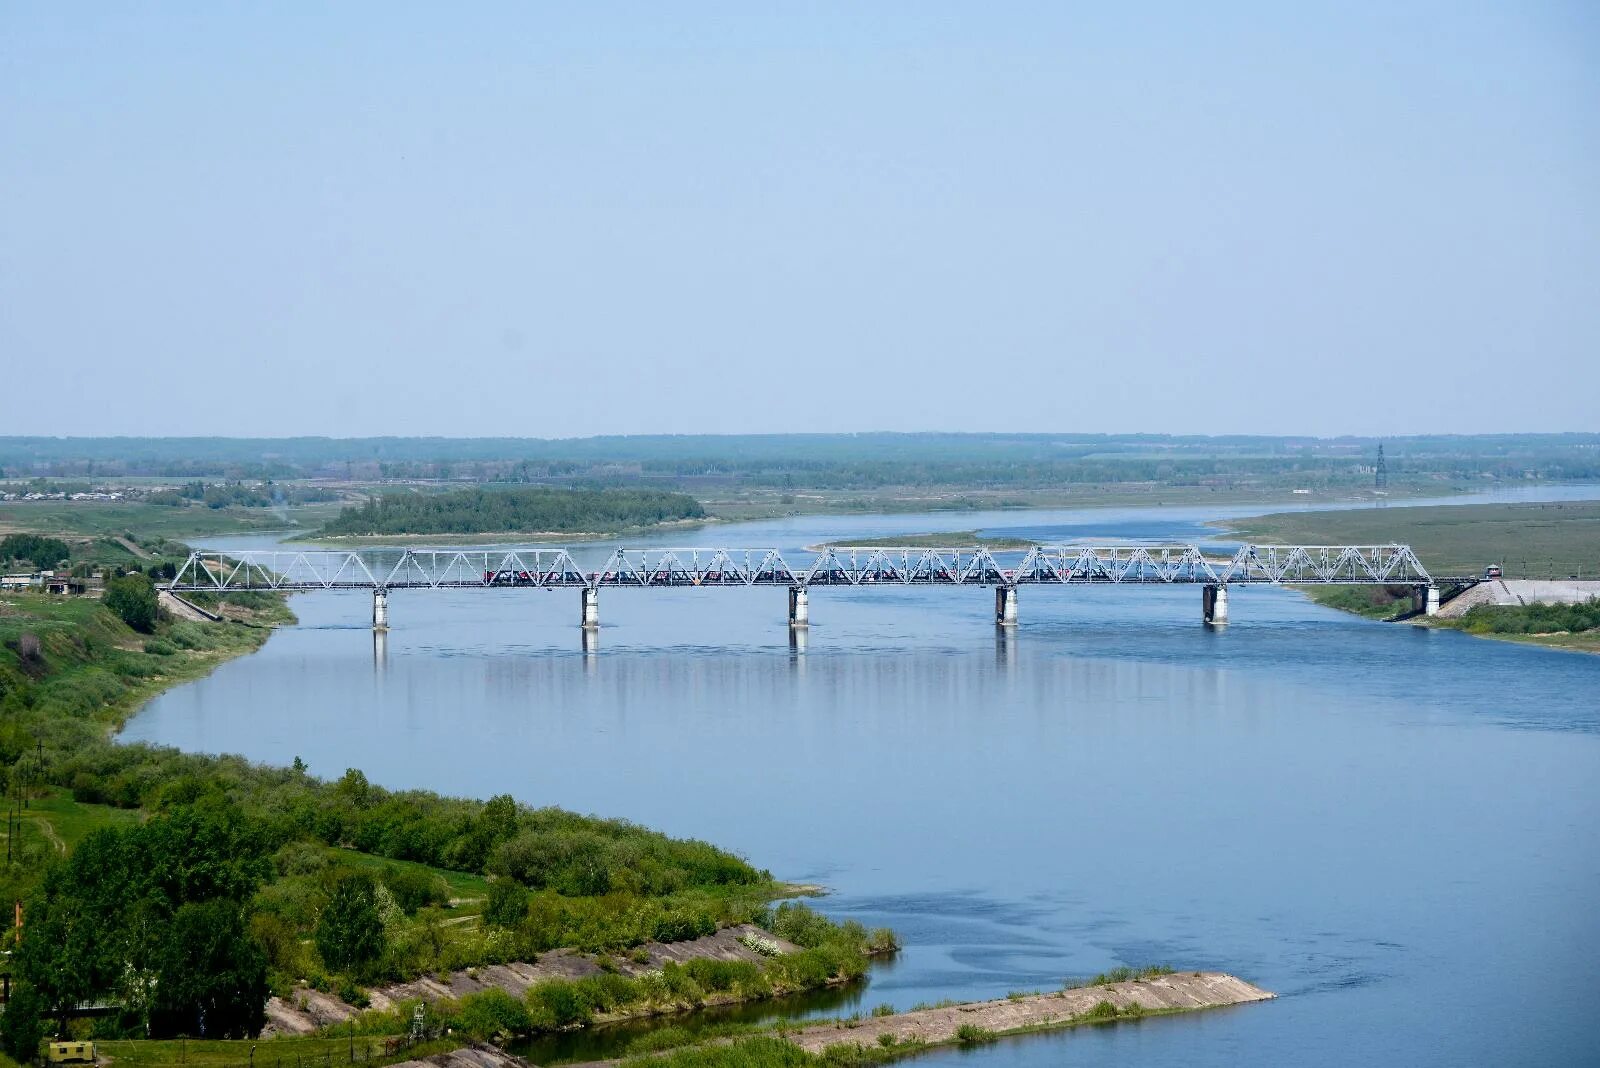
left=3, top=3, right=1597, bottom=439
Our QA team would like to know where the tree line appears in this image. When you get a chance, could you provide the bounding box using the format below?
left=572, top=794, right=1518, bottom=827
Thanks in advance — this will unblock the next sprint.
left=316, top=487, right=706, bottom=536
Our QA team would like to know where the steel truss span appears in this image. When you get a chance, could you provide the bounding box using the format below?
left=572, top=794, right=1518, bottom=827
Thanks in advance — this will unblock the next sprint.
left=166, top=544, right=1433, bottom=592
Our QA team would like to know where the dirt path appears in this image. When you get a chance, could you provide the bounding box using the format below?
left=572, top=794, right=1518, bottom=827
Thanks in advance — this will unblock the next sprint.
left=33, top=815, right=66, bottom=855
left=115, top=536, right=151, bottom=559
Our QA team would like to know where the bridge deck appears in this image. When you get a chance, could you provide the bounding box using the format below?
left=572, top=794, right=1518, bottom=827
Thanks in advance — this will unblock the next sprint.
left=167, top=544, right=1434, bottom=592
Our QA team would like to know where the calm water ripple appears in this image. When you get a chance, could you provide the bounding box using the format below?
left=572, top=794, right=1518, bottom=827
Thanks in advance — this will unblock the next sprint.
left=127, top=490, right=1600, bottom=1066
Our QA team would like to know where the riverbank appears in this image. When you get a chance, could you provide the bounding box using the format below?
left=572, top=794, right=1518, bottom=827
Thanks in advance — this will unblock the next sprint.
left=1223, top=499, right=1600, bottom=652
left=551, top=971, right=1273, bottom=1066
left=0, top=560, right=893, bottom=1064
left=271, top=922, right=884, bottom=1038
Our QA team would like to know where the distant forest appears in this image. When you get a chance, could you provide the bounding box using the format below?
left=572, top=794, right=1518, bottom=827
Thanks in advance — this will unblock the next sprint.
left=318, top=487, right=706, bottom=536
left=4, top=433, right=1599, bottom=488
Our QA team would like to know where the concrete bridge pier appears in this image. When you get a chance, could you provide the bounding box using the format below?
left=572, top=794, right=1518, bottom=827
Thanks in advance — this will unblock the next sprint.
left=1203, top=584, right=1229, bottom=625
left=372, top=588, right=389, bottom=631
left=580, top=587, right=600, bottom=630
left=788, top=586, right=810, bottom=628
left=995, top=585, right=1019, bottom=627
left=1419, top=584, right=1441, bottom=617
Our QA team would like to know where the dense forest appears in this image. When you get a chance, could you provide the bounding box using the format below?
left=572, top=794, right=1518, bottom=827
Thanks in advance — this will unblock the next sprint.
left=316, top=487, right=706, bottom=536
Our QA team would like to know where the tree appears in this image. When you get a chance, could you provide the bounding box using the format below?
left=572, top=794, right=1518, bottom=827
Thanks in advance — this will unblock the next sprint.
left=315, top=871, right=385, bottom=973
left=104, top=573, right=158, bottom=632
left=150, top=900, right=268, bottom=1038
left=483, top=878, right=529, bottom=928
left=0, top=534, right=70, bottom=570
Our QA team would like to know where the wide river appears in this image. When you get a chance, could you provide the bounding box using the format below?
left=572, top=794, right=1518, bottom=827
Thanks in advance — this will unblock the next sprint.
left=127, top=489, right=1600, bottom=1066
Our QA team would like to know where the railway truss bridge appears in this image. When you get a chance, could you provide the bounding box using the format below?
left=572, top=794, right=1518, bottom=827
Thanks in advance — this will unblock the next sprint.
left=166, top=543, right=1445, bottom=632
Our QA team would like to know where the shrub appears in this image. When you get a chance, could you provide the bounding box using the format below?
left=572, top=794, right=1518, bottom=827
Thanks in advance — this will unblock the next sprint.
left=382, top=865, right=450, bottom=914
left=104, top=574, right=158, bottom=632
left=456, top=988, right=531, bottom=1040
left=484, top=878, right=529, bottom=928
left=955, top=1023, right=995, bottom=1044
left=527, top=979, right=593, bottom=1029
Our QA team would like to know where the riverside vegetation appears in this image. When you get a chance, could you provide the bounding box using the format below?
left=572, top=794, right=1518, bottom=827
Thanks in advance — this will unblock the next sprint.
left=1224, top=500, right=1600, bottom=651
left=0, top=538, right=892, bottom=1063
left=311, top=487, right=706, bottom=538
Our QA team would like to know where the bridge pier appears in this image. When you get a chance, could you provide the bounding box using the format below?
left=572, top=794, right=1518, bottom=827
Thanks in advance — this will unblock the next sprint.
left=788, top=586, right=810, bottom=628
left=1422, top=584, right=1440, bottom=617
left=372, top=588, right=389, bottom=631
left=1203, top=584, right=1229, bottom=625
left=580, top=587, right=600, bottom=630
left=995, top=585, right=1018, bottom=626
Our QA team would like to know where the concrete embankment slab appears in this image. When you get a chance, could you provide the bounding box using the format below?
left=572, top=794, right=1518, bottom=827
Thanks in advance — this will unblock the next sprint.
left=1437, top=579, right=1600, bottom=618
left=787, top=971, right=1273, bottom=1053
left=262, top=923, right=799, bottom=1036
left=390, top=1043, right=535, bottom=1068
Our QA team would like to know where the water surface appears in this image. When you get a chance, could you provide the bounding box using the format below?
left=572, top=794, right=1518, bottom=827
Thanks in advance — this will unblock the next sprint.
left=129, top=490, right=1600, bottom=1066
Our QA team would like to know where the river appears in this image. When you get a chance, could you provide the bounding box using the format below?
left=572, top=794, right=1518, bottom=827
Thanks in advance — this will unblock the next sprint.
left=125, top=487, right=1600, bottom=1066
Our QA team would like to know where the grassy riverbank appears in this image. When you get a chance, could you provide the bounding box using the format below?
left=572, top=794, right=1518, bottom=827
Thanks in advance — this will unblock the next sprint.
left=1222, top=500, right=1600, bottom=578
left=1224, top=500, right=1600, bottom=651
left=0, top=547, right=889, bottom=1063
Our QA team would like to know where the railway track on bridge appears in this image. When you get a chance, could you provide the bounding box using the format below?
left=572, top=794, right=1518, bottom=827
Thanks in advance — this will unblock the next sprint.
left=167, top=543, right=1443, bottom=631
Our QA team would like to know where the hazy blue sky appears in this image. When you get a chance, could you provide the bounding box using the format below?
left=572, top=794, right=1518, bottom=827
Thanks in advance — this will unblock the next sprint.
left=4, top=3, right=1597, bottom=438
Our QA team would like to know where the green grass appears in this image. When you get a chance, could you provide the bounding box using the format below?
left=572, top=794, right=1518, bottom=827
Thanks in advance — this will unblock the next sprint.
left=1222, top=500, right=1600, bottom=579
left=328, top=847, right=492, bottom=914
left=93, top=1034, right=454, bottom=1068
left=1300, top=584, right=1418, bottom=620
left=17, top=786, right=142, bottom=851
left=0, top=501, right=342, bottom=540
left=0, top=590, right=289, bottom=736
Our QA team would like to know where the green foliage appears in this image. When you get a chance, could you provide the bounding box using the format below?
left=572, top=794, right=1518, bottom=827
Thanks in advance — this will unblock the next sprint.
left=0, top=533, right=72, bottom=569
left=454, top=988, right=531, bottom=1040
left=150, top=900, right=269, bottom=1038
left=955, top=1023, right=996, bottom=1043
left=1307, top=584, right=1418, bottom=619
left=6, top=803, right=271, bottom=1047
left=316, top=487, right=706, bottom=537
left=380, top=864, right=450, bottom=914
left=621, top=1035, right=816, bottom=1067
left=315, top=871, right=387, bottom=973
left=1075, top=964, right=1174, bottom=988
left=1459, top=597, right=1600, bottom=635
left=483, top=878, right=529, bottom=928
left=104, top=573, right=159, bottom=632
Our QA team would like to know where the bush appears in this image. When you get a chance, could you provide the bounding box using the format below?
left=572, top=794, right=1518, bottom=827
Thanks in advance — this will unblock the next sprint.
left=483, top=878, right=529, bottom=928
left=382, top=865, right=450, bottom=914
left=104, top=574, right=158, bottom=632
left=527, top=979, right=593, bottom=1029
left=955, top=1024, right=995, bottom=1044
left=456, top=988, right=531, bottom=1040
